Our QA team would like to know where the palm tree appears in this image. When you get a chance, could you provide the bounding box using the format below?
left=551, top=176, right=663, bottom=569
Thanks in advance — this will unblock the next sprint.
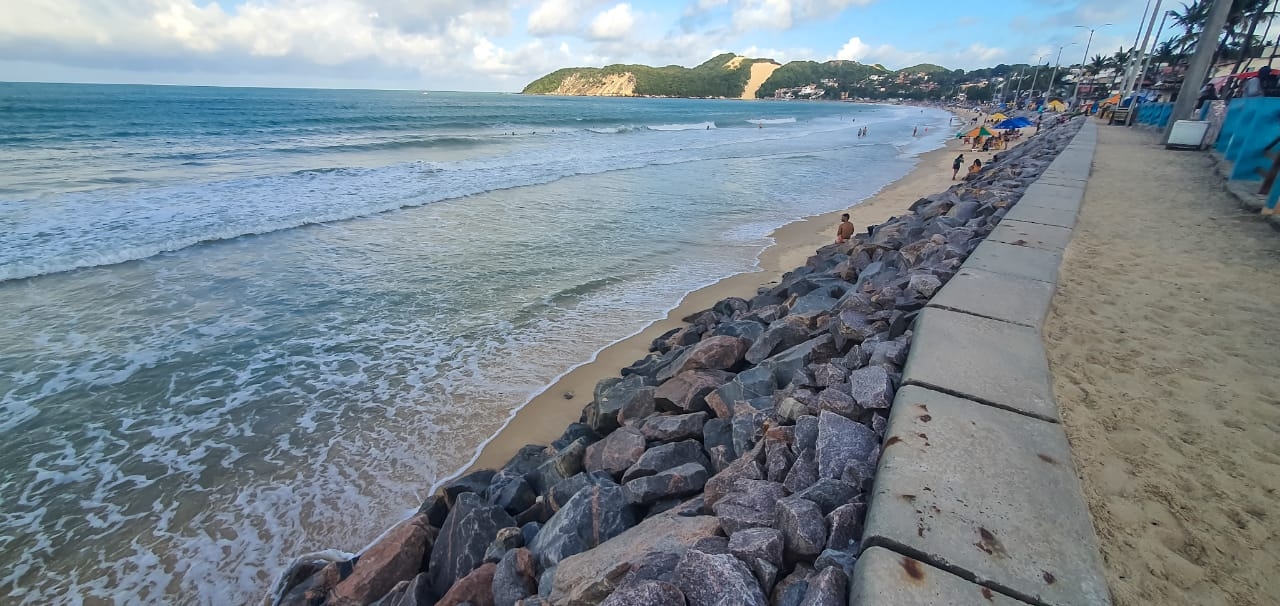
left=1169, top=0, right=1210, bottom=56
left=1089, top=54, right=1109, bottom=75
left=1228, top=0, right=1277, bottom=74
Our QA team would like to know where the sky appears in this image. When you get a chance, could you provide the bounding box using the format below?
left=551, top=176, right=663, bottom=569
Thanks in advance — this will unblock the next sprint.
left=1, top=0, right=1163, bottom=91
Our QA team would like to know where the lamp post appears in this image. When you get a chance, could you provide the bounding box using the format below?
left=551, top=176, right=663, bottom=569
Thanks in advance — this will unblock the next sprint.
left=1072, top=24, right=1112, bottom=107
left=1050, top=43, right=1077, bottom=100
left=1028, top=53, right=1048, bottom=101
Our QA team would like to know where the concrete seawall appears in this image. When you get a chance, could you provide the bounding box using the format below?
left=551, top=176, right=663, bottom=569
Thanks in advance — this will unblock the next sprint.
left=852, top=121, right=1112, bottom=606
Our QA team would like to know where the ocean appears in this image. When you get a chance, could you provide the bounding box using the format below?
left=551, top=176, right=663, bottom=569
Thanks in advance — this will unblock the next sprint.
left=0, top=82, right=951, bottom=604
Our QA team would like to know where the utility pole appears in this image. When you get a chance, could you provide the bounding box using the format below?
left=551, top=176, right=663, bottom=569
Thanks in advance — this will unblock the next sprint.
left=1051, top=43, right=1077, bottom=99
left=1028, top=53, right=1048, bottom=100
left=1165, top=0, right=1233, bottom=139
left=1073, top=24, right=1112, bottom=108
left=1123, top=0, right=1164, bottom=125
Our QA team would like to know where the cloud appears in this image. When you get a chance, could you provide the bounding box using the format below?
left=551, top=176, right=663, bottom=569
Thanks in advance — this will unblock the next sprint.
left=589, top=4, right=636, bottom=41
left=835, top=36, right=1008, bottom=70
left=528, top=0, right=584, bottom=36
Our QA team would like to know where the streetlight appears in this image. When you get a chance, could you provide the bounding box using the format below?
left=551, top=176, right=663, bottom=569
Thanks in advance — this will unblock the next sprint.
left=1050, top=43, right=1077, bottom=100
left=1028, top=53, right=1048, bottom=101
left=1072, top=24, right=1112, bottom=107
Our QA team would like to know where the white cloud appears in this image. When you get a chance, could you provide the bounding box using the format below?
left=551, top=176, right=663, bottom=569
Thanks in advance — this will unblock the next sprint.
left=589, top=4, right=636, bottom=40
left=835, top=36, right=1007, bottom=70
left=731, top=0, right=875, bottom=31
left=528, top=0, right=585, bottom=37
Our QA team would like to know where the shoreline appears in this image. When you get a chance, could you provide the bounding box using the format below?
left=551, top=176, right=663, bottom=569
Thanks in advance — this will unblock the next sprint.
left=438, top=115, right=982, bottom=489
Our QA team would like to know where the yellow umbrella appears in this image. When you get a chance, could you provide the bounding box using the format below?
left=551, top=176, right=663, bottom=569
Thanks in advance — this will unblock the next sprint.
left=1047, top=99, right=1066, bottom=112
left=990, top=112, right=1009, bottom=122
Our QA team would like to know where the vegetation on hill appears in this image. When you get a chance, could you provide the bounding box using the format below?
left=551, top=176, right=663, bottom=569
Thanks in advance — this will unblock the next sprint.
left=522, top=53, right=776, bottom=97
left=754, top=60, right=889, bottom=98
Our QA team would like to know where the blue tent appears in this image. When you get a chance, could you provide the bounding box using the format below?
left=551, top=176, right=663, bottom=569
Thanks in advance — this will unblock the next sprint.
left=995, top=117, right=1033, bottom=129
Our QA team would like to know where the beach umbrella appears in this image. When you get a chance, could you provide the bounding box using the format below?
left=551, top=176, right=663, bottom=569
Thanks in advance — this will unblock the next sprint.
left=965, top=126, right=995, bottom=138
left=994, top=119, right=1023, bottom=129
left=990, top=112, right=1009, bottom=122
left=1009, top=117, right=1033, bottom=127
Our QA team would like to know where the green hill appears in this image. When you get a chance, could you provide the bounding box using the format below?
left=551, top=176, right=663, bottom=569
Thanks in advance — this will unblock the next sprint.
left=754, top=60, right=889, bottom=98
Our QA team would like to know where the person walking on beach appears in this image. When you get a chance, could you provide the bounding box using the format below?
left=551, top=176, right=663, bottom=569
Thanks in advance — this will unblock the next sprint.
left=952, top=154, right=965, bottom=180
left=835, top=213, right=855, bottom=244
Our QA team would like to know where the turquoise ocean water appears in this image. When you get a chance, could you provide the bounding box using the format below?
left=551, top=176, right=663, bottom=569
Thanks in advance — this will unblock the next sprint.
left=0, top=83, right=951, bottom=603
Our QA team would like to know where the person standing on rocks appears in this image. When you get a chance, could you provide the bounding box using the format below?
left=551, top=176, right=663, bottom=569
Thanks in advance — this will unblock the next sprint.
left=952, top=154, right=965, bottom=180
left=835, top=213, right=855, bottom=244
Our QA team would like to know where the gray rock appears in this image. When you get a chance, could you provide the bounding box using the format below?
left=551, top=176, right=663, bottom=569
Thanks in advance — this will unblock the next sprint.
left=703, top=444, right=765, bottom=508
left=783, top=448, right=819, bottom=494
left=728, top=527, right=784, bottom=569
left=622, top=440, right=711, bottom=483
left=866, top=339, right=908, bottom=368
left=553, top=423, right=602, bottom=451
left=775, top=396, right=811, bottom=422
left=796, top=478, right=857, bottom=515
left=731, top=401, right=769, bottom=457
left=830, top=311, right=882, bottom=350
left=530, top=438, right=589, bottom=494
left=815, top=386, right=862, bottom=420
left=848, top=366, right=893, bottom=410
left=617, top=387, right=658, bottom=426
left=691, top=535, right=731, bottom=555
left=710, top=366, right=776, bottom=419
left=765, top=440, right=794, bottom=484
left=654, top=370, right=732, bottom=413
left=745, top=316, right=810, bottom=364
left=488, top=470, right=536, bottom=516
left=546, top=472, right=617, bottom=512
left=520, top=522, right=542, bottom=547
left=583, top=426, right=647, bottom=480
left=428, top=492, right=518, bottom=597
left=771, top=566, right=813, bottom=606
left=840, top=457, right=877, bottom=492
left=418, top=495, right=451, bottom=529
left=527, top=484, right=637, bottom=569
left=796, top=566, right=845, bottom=606
left=825, top=502, right=865, bottom=552
left=789, top=289, right=838, bottom=316
left=813, top=549, right=857, bottom=580
left=492, top=548, right=538, bottom=606
left=809, top=363, right=848, bottom=388
left=714, top=297, right=751, bottom=318
left=775, top=496, right=827, bottom=560
left=701, top=418, right=734, bottom=456
left=706, top=444, right=735, bottom=474
left=816, top=411, right=877, bottom=480
left=600, top=580, right=686, bottom=606
left=641, top=412, right=708, bottom=443
left=906, top=273, right=942, bottom=299
left=484, top=526, right=525, bottom=563
left=711, top=479, right=788, bottom=534
left=444, top=470, right=496, bottom=507
left=502, top=444, right=553, bottom=479
left=759, top=336, right=832, bottom=389
left=672, top=550, right=768, bottom=606
left=623, top=462, right=709, bottom=504
left=712, top=319, right=766, bottom=346
left=589, top=375, right=651, bottom=433
left=657, top=336, right=751, bottom=383
left=794, top=415, right=819, bottom=452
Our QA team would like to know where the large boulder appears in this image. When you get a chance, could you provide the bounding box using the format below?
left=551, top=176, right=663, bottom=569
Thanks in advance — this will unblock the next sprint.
left=712, top=320, right=766, bottom=346
left=598, top=580, right=686, bottom=606
left=657, top=336, right=751, bottom=383
left=436, top=562, right=496, bottom=606
left=582, top=426, right=646, bottom=480
left=492, top=548, right=539, bottom=606
left=728, top=527, right=784, bottom=571
left=775, top=496, right=827, bottom=560
left=443, top=470, right=497, bottom=506
left=428, top=493, right=517, bottom=597
left=815, top=411, right=877, bottom=480
left=711, top=480, right=788, bottom=535
left=640, top=412, right=707, bottom=443
left=795, top=478, right=857, bottom=516
left=546, top=472, right=618, bottom=512
left=622, top=462, right=709, bottom=505
left=797, top=566, right=845, bottom=606
left=825, top=502, right=866, bottom=552
left=783, top=448, right=819, bottom=494
left=488, top=470, right=537, bottom=516
left=621, top=440, right=711, bottom=483
left=703, top=446, right=765, bottom=508
left=672, top=550, right=768, bottom=606
left=529, top=438, right=589, bottom=494
left=707, top=365, right=775, bottom=419
left=527, top=484, right=637, bottom=569
left=848, top=366, right=893, bottom=410
left=653, top=370, right=732, bottom=413
left=588, top=375, right=654, bottom=433
left=277, top=558, right=355, bottom=606
left=745, top=316, right=810, bottom=364
left=548, top=508, right=722, bottom=606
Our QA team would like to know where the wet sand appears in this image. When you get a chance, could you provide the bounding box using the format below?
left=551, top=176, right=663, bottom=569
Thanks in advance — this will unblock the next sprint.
left=449, top=125, right=986, bottom=479
left=1045, top=125, right=1280, bottom=605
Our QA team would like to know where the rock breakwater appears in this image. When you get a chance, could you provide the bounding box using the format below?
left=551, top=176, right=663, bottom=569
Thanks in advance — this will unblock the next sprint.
left=267, top=117, right=1085, bottom=606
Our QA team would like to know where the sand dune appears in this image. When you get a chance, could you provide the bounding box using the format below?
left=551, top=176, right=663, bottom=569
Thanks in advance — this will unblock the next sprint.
left=1045, top=125, right=1280, bottom=606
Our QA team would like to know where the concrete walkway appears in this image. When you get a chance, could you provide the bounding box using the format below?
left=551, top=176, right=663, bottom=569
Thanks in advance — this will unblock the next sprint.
left=1044, top=126, right=1280, bottom=605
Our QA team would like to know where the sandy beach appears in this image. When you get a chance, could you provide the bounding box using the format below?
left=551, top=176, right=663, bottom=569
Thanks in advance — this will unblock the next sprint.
left=1044, top=125, right=1280, bottom=605
left=454, top=119, right=987, bottom=479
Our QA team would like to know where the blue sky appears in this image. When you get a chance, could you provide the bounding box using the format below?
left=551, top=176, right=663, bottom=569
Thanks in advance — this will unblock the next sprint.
left=1, top=0, right=1156, bottom=91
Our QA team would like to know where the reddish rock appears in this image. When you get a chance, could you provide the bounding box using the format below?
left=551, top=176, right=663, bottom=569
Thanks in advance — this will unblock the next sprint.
left=657, top=336, right=750, bottom=382
left=583, top=426, right=647, bottom=479
left=436, top=562, right=497, bottom=606
left=330, top=515, right=435, bottom=606
left=654, top=370, right=732, bottom=413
